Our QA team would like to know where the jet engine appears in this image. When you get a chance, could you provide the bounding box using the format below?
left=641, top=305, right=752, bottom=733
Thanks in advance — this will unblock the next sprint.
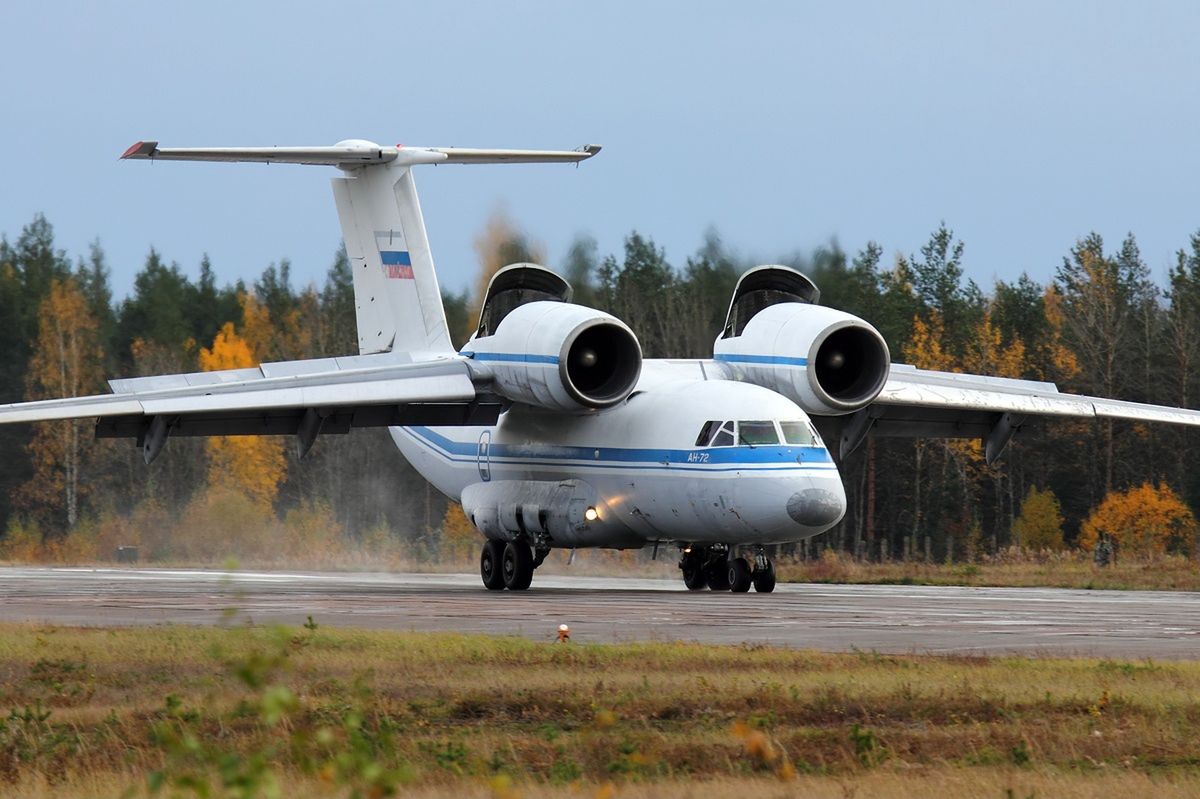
left=714, top=266, right=890, bottom=415
left=466, top=300, right=643, bottom=412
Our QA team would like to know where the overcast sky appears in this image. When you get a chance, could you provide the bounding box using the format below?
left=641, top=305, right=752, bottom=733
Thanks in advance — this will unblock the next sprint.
left=2, top=1, right=1198, bottom=300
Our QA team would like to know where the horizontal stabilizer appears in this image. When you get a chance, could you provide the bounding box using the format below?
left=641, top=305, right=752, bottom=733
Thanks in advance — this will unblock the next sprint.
left=121, top=140, right=601, bottom=169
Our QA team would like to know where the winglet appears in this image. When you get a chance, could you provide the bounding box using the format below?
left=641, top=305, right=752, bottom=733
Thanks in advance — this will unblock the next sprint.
left=121, top=141, right=159, bottom=160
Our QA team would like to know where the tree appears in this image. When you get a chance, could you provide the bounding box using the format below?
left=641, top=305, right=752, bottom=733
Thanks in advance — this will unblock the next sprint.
left=467, top=209, right=544, bottom=339
left=1054, top=233, right=1157, bottom=493
left=562, top=233, right=599, bottom=308
left=439, top=503, right=478, bottom=562
left=117, top=249, right=195, bottom=368
left=19, top=279, right=106, bottom=530
left=199, top=322, right=286, bottom=510
left=320, top=247, right=357, bottom=356
left=1079, top=482, right=1197, bottom=557
left=1011, top=486, right=1065, bottom=550
left=597, top=232, right=681, bottom=357
left=903, top=223, right=983, bottom=357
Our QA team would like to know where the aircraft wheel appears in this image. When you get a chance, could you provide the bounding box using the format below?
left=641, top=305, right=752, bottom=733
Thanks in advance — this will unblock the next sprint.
left=728, top=557, right=753, bottom=593
left=480, top=540, right=506, bottom=591
left=681, top=550, right=707, bottom=590
left=706, top=560, right=731, bottom=591
left=503, top=542, right=534, bottom=591
left=752, top=560, right=776, bottom=593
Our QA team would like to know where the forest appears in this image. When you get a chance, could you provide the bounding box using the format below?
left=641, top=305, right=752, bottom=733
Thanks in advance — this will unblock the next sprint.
left=1, top=210, right=1198, bottom=564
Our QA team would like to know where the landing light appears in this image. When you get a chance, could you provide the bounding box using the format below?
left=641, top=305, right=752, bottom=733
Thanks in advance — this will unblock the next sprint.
left=584, top=506, right=599, bottom=521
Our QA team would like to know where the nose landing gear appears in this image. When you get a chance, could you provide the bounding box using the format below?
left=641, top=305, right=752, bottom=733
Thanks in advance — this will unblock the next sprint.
left=678, top=546, right=776, bottom=593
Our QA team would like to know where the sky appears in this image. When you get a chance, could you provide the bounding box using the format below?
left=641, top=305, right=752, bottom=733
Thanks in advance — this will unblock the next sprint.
left=2, top=1, right=1199, bottom=301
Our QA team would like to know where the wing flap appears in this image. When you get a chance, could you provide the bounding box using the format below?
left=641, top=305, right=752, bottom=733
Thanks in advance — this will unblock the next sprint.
left=878, top=365, right=1200, bottom=427
left=0, top=356, right=477, bottom=425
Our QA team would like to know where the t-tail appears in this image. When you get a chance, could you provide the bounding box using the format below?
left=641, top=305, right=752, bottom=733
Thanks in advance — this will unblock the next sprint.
left=121, top=139, right=601, bottom=356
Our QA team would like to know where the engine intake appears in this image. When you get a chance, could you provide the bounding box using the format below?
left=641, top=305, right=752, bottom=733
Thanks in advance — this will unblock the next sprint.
left=563, top=319, right=642, bottom=407
left=811, top=322, right=891, bottom=409
left=714, top=302, right=890, bottom=415
left=467, top=301, right=642, bottom=412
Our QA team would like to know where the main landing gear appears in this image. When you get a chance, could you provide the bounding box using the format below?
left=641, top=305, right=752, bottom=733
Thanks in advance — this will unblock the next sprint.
left=480, top=539, right=548, bottom=591
left=679, top=545, right=776, bottom=593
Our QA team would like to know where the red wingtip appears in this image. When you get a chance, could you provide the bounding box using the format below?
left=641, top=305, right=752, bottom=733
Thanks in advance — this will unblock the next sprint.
left=121, top=141, right=158, bottom=159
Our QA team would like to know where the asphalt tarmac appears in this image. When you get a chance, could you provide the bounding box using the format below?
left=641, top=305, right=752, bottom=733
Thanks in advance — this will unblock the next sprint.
left=1, top=566, right=1197, bottom=659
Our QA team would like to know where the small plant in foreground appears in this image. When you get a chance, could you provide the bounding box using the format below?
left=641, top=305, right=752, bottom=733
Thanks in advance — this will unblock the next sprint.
left=849, top=723, right=886, bottom=767
left=145, top=625, right=413, bottom=799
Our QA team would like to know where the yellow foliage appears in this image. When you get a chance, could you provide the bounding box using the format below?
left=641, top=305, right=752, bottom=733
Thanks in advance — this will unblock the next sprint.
left=171, top=485, right=276, bottom=561
left=239, top=291, right=313, bottom=362
left=1080, top=482, right=1198, bottom=557
left=963, top=308, right=1026, bottom=379
left=467, top=209, right=546, bottom=338
left=903, top=312, right=955, bottom=372
left=0, top=519, right=43, bottom=561
left=440, top=503, right=479, bottom=563
left=1042, top=287, right=1081, bottom=381
left=199, top=322, right=286, bottom=510
left=20, top=279, right=107, bottom=529
left=1012, top=486, right=1065, bottom=551
left=279, top=502, right=343, bottom=560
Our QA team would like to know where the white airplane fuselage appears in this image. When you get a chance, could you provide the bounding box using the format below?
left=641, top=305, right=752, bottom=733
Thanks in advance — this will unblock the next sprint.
left=391, top=360, right=847, bottom=550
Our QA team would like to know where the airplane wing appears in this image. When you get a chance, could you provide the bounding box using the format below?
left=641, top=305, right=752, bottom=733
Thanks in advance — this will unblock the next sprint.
left=819, top=364, right=1200, bottom=464
left=0, top=354, right=500, bottom=463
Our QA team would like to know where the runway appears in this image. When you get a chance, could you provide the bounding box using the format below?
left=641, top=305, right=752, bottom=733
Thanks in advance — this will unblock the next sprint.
left=1, top=566, right=1198, bottom=659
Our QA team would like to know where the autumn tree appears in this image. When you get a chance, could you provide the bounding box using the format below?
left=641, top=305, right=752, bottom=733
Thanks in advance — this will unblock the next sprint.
left=1165, top=232, right=1200, bottom=505
left=467, top=209, right=545, bottom=339
left=1079, top=482, right=1197, bottom=557
left=1054, top=233, right=1157, bottom=493
left=19, top=279, right=106, bottom=530
left=199, top=322, right=286, bottom=510
left=1011, top=486, right=1065, bottom=550
left=439, top=502, right=478, bottom=563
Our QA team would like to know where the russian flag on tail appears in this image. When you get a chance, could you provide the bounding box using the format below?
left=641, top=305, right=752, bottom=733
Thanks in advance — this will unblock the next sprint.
left=380, top=250, right=414, bottom=279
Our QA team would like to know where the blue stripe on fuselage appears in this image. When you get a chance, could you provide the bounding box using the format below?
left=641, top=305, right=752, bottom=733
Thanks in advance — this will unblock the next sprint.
left=404, top=425, right=834, bottom=472
left=459, top=351, right=560, bottom=365
left=714, top=353, right=809, bottom=366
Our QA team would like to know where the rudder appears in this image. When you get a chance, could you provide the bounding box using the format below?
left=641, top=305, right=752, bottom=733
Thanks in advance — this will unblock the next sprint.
left=332, top=165, right=453, bottom=355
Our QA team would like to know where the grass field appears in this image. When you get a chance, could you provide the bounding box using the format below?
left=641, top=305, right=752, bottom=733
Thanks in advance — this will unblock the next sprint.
left=2, top=623, right=1200, bottom=798
left=775, top=550, right=1200, bottom=592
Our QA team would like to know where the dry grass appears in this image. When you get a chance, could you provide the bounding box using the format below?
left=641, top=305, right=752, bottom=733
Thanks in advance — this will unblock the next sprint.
left=781, top=549, right=1200, bottom=591
left=1, top=623, right=1199, bottom=797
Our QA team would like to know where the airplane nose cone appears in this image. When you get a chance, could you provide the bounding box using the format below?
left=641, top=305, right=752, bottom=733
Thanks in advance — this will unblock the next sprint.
left=786, top=487, right=845, bottom=527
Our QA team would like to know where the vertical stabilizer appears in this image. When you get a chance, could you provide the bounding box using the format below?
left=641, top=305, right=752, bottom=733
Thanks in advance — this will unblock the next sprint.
left=332, top=165, right=453, bottom=355
left=120, top=139, right=602, bottom=357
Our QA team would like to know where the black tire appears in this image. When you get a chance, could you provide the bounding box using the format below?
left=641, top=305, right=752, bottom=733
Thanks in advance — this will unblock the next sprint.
left=481, top=540, right=506, bottom=590
left=752, top=560, right=777, bottom=593
left=681, top=552, right=708, bottom=590
left=707, top=561, right=731, bottom=591
left=502, top=541, right=534, bottom=591
left=728, top=557, right=752, bottom=593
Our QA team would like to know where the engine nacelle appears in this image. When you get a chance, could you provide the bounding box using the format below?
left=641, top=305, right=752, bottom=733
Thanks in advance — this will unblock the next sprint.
left=465, top=301, right=643, bottom=412
left=714, top=303, right=890, bottom=415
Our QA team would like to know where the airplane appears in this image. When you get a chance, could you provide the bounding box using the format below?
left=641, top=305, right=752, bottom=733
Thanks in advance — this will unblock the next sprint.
left=4, top=138, right=1200, bottom=594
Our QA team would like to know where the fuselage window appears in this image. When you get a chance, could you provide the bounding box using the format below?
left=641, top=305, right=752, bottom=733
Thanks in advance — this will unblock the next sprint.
left=711, top=421, right=736, bottom=447
left=780, top=420, right=816, bottom=446
left=738, top=420, right=780, bottom=445
left=695, top=420, right=721, bottom=447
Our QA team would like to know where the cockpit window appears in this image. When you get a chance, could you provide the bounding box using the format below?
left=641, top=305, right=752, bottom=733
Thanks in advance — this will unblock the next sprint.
left=738, top=421, right=780, bottom=445
left=711, top=421, right=736, bottom=447
left=780, top=421, right=816, bottom=446
left=695, top=420, right=721, bottom=447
